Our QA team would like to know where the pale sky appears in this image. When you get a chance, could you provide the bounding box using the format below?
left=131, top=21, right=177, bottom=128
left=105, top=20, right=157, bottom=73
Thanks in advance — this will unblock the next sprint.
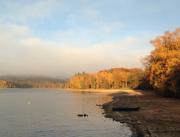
left=0, top=0, right=179, bottom=78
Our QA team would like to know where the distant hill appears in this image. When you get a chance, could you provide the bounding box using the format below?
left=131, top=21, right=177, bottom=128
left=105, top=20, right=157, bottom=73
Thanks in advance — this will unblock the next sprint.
left=0, top=68, right=148, bottom=89
left=0, top=76, right=67, bottom=88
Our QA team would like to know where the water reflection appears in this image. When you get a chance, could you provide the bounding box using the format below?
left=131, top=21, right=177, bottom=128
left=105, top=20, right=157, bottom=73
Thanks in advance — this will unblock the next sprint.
left=0, top=89, right=132, bottom=137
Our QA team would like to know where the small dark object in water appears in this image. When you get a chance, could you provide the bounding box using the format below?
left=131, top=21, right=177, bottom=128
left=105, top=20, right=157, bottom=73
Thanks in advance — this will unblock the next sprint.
left=112, top=107, right=140, bottom=112
left=77, top=114, right=84, bottom=117
left=84, top=114, right=88, bottom=117
left=77, top=114, right=88, bottom=117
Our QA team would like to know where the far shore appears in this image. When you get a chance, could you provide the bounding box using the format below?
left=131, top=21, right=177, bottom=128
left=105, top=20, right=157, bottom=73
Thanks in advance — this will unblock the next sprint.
left=59, top=88, right=144, bottom=94
left=0, top=87, right=144, bottom=94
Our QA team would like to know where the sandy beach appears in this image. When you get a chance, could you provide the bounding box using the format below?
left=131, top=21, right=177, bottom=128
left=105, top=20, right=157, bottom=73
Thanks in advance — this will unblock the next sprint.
left=60, top=88, right=134, bottom=94
left=103, top=90, right=180, bottom=137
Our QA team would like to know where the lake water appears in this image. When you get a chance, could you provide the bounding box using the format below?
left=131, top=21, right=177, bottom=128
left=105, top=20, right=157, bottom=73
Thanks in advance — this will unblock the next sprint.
left=0, top=89, right=132, bottom=137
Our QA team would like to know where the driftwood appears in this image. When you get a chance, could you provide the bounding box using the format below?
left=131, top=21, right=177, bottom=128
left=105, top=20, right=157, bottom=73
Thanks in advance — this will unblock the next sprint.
left=112, top=107, right=140, bottom=112
left=77, top=114, right=88, bottom=117
left=96, top=104, right=102, bottom=106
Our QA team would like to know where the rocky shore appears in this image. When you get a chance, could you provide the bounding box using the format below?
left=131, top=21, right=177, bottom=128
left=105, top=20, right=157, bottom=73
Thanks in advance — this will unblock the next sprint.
left=103, top=90, right=180, bottom=137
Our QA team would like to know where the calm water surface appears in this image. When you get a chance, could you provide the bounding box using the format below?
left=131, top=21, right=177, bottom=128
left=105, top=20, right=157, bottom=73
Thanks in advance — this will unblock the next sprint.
left=0, top=89, right=131, bottom=137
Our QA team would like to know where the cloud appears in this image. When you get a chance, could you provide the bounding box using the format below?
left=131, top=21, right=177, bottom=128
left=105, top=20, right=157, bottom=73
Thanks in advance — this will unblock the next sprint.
left=0, top=23, right=31, bottom=50
left=0, top=23, right=31, bottom=36
left=54, top=20, right=124, bottom=44
left=95, top=21, right=124, bottom=33
left=0, top=0, right=160, bottom=79
left=0, top=0, right=60, bottom=23
left=0, top=23, right=152, bottom=78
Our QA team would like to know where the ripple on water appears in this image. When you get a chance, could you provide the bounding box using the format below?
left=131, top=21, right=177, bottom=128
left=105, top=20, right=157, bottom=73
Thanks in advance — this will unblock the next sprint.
left=0, top=89, right=132, bottom=137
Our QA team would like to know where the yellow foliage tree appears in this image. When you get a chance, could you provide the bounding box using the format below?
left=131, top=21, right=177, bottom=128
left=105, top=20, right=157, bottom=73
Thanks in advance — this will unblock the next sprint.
left=145, top=28, right=180, bottom=97
left=68, top=68, right=144, bottom=89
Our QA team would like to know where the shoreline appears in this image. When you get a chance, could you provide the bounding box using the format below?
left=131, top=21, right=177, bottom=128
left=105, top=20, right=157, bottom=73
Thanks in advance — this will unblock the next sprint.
left=1, top=87, right=137, bottom=93
left=60, top=88, right=142, bottom=94
left=102, top=90, right=180, bottom=137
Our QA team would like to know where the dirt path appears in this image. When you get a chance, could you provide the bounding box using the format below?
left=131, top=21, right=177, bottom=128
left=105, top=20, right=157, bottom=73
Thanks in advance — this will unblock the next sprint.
left=103, top=90, right=180, bottom=137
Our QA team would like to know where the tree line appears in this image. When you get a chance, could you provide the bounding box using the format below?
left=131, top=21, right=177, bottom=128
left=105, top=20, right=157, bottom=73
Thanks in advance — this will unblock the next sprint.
left=0, top=80, right=15, bottom=88
left=11, top=80, right=65, bottom=88
left=0, top=77, right=66, bottom=88
left=67, top=68, right=145, bottom=89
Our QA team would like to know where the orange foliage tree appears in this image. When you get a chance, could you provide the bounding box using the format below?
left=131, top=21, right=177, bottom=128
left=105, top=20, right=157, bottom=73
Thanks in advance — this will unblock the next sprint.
left=68, top=68, right=144, bottom=89
left=145, top=28, right=180, bottom=97
left=0, top=80, right=15, bottom=88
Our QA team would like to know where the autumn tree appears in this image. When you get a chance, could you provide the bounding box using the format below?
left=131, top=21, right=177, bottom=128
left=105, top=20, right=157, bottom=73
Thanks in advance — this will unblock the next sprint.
left=0, top=80, right=15, bottom=88
left=68, top=68, right=144, bottom=89
left=145, top=28, right=180, bottom=97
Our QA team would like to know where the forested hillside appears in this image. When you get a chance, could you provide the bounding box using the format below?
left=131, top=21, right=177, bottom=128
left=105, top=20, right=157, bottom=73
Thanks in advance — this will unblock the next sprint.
left=67, top=68, right=145, bottom=89
left=0, top=80, right=15, bottom=88
left=0, top=77, right=66, bottom=88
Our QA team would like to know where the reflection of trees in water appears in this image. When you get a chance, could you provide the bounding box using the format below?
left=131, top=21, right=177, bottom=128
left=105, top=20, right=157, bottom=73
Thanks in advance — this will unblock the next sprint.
left=69, top=92, right=111, bottom=114
left=95, top=95, right=112, bottom=105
